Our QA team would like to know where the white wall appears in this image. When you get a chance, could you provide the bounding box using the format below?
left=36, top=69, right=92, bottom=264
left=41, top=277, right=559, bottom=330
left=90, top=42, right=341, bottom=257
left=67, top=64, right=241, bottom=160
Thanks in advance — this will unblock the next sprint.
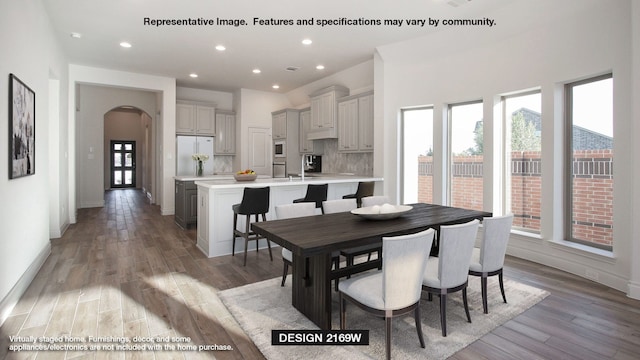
left=76, top=85, right=157, bottom=207
left=376, top=0, right=638, bottom=296
left=237, top=88, right=292, bottom=170
left=0, top=0, right=68, bottom=323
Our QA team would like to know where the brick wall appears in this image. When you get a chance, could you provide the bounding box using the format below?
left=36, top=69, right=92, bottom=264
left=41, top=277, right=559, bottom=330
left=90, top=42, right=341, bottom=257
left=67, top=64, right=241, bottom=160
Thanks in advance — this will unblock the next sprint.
left=416, top=149, right=613, bottom=247
left=571, top=149, right=613, bottom=247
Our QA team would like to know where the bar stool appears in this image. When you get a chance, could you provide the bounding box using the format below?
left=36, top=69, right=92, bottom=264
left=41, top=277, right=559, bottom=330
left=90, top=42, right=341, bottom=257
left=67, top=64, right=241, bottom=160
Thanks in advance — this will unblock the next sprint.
left=342, top=181, right=375, bottom=207
left=232, top=187, right=272, bottom=266
left=293, top=184, right=328, bottom=213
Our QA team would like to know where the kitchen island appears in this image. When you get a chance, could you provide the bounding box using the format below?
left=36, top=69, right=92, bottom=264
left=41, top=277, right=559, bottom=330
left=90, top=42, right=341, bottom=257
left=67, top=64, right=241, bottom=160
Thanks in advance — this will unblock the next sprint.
left=194, top=175, right=383, bottom=258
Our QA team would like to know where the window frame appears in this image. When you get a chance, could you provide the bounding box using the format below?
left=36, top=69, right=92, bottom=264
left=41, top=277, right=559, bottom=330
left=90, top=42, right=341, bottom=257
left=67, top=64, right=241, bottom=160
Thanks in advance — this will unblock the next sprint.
left=564, top=73, right=613, bottom=251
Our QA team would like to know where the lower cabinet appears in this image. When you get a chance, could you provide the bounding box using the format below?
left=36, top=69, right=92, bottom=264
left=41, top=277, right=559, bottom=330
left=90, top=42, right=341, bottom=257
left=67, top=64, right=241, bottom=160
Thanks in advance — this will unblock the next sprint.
left=175, top=180, right=198, bottom=228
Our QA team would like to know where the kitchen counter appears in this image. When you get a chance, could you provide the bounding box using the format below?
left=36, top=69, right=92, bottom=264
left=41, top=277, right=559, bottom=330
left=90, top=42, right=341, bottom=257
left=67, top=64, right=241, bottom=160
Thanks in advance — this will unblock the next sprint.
left=174, top=174, right=234, bottom=181
left=194, top=174, right=381, bottom=189
left=194, top=175, right=383, bottom=257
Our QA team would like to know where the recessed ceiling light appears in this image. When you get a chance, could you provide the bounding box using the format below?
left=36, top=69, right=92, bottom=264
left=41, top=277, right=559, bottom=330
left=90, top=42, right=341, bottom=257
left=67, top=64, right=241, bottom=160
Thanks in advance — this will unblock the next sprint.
left=316, top=65, right=325, bottom=70
left=272, top=84, right=280, bottom=89
left=252, top=68, right=261, bottom=74
left=302, top=39, right=312, bottom=45
left=70, top=32, right=82, bottom=39
left=120, top=42, right=132, bottom=48
left=189, top=73, right=198, bottom=78
left=215, top=45, right=226, bottom=51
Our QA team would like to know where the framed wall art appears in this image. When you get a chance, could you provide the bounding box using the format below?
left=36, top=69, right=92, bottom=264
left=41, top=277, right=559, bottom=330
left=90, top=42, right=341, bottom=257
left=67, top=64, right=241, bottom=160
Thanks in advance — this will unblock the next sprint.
left=9, top=73, right=35, bottom=179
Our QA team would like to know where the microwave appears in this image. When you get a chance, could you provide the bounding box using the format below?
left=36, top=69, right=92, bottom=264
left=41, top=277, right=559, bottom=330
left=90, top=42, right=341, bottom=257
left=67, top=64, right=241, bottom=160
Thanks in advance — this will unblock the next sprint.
left=274, top=140, right=286, bottom=158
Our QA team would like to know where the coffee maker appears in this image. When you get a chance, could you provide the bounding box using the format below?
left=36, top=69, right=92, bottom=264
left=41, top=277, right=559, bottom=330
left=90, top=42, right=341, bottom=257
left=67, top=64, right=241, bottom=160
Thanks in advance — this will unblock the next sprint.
left=303, top=155, right=322, bottom=173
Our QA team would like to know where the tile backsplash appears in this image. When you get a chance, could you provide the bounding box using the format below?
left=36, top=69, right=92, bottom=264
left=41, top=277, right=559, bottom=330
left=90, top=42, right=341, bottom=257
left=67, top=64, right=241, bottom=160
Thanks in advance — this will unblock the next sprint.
left=213, top=156, right=233, bottom=174
left=317, top=139, right=373, bottom=175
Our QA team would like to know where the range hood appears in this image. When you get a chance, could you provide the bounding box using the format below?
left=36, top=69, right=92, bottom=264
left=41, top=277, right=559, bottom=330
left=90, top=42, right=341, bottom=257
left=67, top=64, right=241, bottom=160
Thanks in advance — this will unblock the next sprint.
left=307, top=127, right=337, bottom=140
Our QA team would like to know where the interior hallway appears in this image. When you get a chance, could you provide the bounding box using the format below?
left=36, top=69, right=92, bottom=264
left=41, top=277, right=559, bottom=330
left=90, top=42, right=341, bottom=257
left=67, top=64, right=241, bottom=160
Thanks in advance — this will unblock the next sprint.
left=1, top=189, right=639, bottom=359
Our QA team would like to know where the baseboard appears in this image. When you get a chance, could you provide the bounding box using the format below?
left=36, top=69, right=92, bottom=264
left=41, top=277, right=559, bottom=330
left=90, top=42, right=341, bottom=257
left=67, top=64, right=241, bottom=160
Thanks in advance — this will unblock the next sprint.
left=49, top=220, right=70, bottom=239
left=80, top=200, right=105, bottom=208
left=0, top=242, right=51, bottom=327
left=628, top=280, right=640, bottom=300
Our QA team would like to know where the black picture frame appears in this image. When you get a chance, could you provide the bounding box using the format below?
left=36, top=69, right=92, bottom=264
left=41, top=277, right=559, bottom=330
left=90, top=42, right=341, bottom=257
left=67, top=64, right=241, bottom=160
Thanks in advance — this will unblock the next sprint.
left=9, top=74, right=35, bottom=179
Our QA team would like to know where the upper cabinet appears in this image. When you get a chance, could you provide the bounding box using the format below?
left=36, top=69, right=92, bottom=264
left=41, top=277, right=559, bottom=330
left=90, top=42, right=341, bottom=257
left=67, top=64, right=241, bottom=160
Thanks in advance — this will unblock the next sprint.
left=271, top=109, right=300, bottom=156
left=308, top=85, right=349, bottom=140
left=215, top=111, right=236, bottom=154
left=176, top=102, right=215, bottom=136
left=272, top=112, right=287, bottom=139
left=298, top=108, right=314, bottom=154
left=337, top=91, right=374, bottom=152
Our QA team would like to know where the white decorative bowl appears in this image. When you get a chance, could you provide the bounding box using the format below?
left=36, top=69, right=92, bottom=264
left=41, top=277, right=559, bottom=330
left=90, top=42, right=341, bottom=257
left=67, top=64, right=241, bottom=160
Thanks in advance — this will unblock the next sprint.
left=351, top=205, right=413, bottom=220
left=234, top=173, right=257, bottom=181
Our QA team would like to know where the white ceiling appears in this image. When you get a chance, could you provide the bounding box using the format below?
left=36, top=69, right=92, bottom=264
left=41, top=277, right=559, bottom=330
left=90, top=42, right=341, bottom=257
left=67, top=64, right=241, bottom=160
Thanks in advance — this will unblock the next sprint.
left=44, top=0, right=513, bottom=93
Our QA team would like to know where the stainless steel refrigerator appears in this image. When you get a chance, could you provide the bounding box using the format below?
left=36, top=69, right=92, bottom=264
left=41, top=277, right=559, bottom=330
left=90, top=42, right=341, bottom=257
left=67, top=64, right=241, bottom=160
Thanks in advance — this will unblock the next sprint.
left=176, top=136, right=214, bottom=176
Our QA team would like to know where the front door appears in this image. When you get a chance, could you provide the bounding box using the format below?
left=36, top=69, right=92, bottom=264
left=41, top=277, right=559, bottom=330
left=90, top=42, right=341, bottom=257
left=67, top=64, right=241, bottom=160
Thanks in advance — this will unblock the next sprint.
left=110, top=140, right=136, bottom=188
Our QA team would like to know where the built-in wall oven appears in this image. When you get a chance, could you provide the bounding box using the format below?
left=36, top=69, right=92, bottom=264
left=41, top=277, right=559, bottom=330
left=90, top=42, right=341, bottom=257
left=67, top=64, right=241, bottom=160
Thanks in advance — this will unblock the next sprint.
left=274, top=140, right=286, bottom=158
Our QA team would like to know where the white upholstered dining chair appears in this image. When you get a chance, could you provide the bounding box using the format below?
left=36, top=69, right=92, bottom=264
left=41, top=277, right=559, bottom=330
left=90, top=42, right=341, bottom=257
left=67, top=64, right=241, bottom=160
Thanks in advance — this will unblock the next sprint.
left=422, top=219, right=479, bottom=337
left=360, top=195, right=391, bottom=207
left=339, top=228, right=435, bottom=360
left=321, top=198, right=357, bottom=214
left=468, top=214, right=513, bottom=313
left=275, top=202, right=317, bottom=287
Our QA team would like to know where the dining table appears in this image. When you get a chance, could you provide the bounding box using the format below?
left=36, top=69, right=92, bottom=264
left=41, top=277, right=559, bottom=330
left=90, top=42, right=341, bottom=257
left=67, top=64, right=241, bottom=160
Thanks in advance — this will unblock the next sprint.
left=251, top=202, right=492, bottom=330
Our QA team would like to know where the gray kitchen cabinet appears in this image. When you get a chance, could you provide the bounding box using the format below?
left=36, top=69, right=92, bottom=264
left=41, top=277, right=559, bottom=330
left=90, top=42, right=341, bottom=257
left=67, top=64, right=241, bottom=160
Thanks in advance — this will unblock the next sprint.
left=337, top=91, right=374, bottom=152
left=272, top=112, right=287, bottom=139
left=298, top=108, right=314, bottom=153
left=308, top=85, right=349, bottom=140
left=176, top=102, right=216, bottom=136
left=215, top=111, right=236, bottom=154
left=175, top=180, right=198, bottom=228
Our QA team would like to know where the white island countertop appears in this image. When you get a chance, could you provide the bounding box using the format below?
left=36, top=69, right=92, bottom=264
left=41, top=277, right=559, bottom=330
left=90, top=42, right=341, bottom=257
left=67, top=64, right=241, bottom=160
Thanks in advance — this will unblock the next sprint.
left=195, top=174, right=383, bottom=189
left=174, top=174, right=235, bottom=181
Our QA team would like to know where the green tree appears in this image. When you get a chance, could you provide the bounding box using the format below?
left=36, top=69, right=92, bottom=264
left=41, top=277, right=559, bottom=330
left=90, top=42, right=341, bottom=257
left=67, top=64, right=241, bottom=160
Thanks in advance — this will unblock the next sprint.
left=511, top=112, right=541, bottom=151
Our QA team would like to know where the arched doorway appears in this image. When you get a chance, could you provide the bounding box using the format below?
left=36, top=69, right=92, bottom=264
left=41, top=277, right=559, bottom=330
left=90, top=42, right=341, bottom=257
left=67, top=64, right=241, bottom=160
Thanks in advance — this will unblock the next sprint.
left=104, top=106, right=154, bottom=196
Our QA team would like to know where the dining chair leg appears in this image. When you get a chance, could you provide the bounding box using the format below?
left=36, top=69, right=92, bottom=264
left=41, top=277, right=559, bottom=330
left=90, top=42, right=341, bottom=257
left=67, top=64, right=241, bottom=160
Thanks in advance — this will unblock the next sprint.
left=439, top=294, right=447, bottom=337
left=232, top=213, right=237, bottom=256
left=243, top=215, right=250, bottom=266
left=339, top=295, right=346, bottom=329
left=385, top=316, right=392, bottom=360
left=481, top=276, right=489, bottom=314
left=462, top=287, right=472, bottom=323
left=499, top=270, right=507, bottom=303
left=414, top=305, right=425, bottom=348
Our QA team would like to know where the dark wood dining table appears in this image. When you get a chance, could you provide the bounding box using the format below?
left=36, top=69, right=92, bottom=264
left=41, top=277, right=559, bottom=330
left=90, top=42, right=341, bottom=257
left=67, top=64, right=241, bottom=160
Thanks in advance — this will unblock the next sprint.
left=251, top=202, right=492, bottom=330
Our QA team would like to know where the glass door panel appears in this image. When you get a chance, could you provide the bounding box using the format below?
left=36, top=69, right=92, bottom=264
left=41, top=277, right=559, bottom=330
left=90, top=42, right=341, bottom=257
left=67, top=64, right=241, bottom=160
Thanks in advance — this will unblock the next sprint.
left=110, top=140, right=136, bottom=188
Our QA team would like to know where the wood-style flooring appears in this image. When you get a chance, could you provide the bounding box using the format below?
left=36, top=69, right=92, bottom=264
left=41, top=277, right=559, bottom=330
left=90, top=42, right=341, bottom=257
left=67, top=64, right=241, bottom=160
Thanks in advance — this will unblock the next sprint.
left=1, top=189, right=639, bottom=359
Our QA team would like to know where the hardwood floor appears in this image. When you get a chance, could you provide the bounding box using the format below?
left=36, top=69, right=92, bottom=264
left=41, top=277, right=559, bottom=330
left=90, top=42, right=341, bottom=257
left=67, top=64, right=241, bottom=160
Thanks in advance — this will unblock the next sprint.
left=1, top=189, right=639, bottom=359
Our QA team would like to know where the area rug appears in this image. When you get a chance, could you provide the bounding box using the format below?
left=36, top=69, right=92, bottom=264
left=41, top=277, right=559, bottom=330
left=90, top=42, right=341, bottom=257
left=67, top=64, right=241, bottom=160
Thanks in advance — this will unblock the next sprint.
left=218, top=275, right=548, bottom=360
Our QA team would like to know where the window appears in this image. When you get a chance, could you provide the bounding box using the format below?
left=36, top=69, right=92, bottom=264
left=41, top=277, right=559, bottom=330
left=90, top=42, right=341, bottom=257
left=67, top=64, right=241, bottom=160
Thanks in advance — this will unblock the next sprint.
left=565, top=74, right=613, bottom=250
left=449, top=101, right=483, bottom=211
left=503, top=91, right=542, bottom=233
left=401, top=107, right=434, bottom=204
